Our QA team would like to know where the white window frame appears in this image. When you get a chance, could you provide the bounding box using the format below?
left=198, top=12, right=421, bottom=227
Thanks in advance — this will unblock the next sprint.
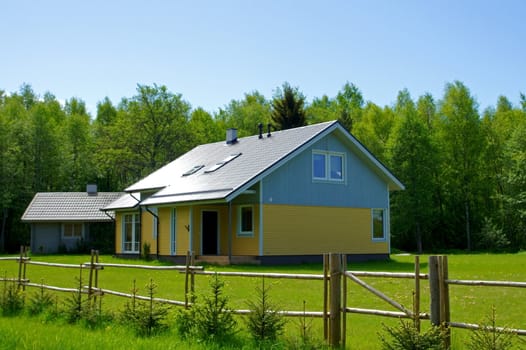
left=237, top=205, right=254, bottom=237
left=123, top=213, right=141, bottom=253
left=312, top=150, right=345, bottom=182
left=371, top=208, right=386, bottom=241
left=62, top=223, right=83, bottom=239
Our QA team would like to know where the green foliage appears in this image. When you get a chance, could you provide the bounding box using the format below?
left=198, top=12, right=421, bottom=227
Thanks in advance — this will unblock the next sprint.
left=271, top=82, right=307, bottom=130
left=1, top=278, right=25, bottom=316
left=175, top=273, right=237, bottom=343
left=121, top=279, right=169, bottom=337
left=27, top=280, right=54, bottom=315
left=474, top=218, right=510, bottom=252
left=379, top=319, right=448, bottom=350
left=465, top=307, right=517, bottom=350
left=245, top=278, right=286, bottom=343
left=141, top=242, right=151, bottom=261
left=284, top=300, right=326, bottom=350
left=64, top=277, right=87, bottom=323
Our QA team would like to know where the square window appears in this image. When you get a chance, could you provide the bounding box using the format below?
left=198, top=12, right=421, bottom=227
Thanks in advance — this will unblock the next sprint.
left=372, top=209, right=385, bottom=240
left=313, top=153, right=326, bottom=179
left=63, top=223, right=82, bottom=238
left=238, top=206, right=253, bottom=236
left=330, top=154, right=343, bottom=180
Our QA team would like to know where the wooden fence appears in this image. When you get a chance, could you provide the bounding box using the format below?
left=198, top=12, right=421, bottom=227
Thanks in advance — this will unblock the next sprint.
left=1, top=248, right=526, bottom=348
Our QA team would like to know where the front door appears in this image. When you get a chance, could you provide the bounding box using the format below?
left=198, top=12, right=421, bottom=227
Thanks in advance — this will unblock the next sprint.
left=202, top=211, right=218, bottom=255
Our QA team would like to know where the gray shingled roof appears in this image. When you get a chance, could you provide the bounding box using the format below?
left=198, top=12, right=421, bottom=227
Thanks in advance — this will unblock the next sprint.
left=104, top=121, right=404, bottom=209
left=22, top=192, right=125, bottom=222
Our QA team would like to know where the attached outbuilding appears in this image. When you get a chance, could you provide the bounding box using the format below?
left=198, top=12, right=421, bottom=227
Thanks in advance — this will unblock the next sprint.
left=104, top=121, right=404, bottom=264
left=21, top=186, right=123, bottom=253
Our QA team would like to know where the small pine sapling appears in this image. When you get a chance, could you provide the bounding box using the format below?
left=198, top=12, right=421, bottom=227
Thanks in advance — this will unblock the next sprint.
left=245, top=277, right=286, bottom=343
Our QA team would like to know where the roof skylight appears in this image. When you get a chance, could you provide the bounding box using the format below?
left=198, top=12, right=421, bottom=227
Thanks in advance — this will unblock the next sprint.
left=182, top=165, right=204, bottom=176
left=204, top=153, right=242, bottom=173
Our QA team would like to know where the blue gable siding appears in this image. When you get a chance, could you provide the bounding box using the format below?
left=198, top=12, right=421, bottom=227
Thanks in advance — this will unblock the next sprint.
left=262, top=132, right=388, bottom=209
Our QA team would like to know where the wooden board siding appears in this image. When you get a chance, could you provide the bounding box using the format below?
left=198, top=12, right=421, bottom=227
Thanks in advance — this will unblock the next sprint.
left=157, top=207, right=171, bottom=256
left=263, top=204, right=388, bottom=256
left=141, top=209, right=155, bottom=253
left=115, top=212, right=122, bottom=254
left=175, top=207, right=190, bottom=256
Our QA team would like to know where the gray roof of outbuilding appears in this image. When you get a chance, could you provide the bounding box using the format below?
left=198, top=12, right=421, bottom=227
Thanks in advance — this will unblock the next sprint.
left=21, top=192, right=125, bottom=222
left=105, top=121, right=404, bottom=209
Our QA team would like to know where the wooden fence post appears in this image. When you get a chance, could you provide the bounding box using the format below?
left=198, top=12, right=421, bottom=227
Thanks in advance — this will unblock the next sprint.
left=429, top=255, right=451, bottom=347
left=342, top=254, right=347, bottom=349
left=17, top=246, right=24, bottom=290
left=323, top=254, right=329, bottom=341
left=429, top=255, right=441, bottom=326
left=329, top=253, right=342, bottom=348
left=439, top=256, right=451, bottom=348
left=88, top=249, right=95, bottom=300
left=185, top=251, right=190, bottom=308
left=414, top=255, right=421, bottom=331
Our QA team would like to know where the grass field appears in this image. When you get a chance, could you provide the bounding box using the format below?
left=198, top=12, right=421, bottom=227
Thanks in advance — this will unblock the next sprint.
left=1, top=252, right=526, bottom=349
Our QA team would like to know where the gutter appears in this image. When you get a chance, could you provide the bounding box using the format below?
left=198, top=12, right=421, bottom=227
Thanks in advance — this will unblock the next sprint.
left=144, top=206, right=160, bottom=259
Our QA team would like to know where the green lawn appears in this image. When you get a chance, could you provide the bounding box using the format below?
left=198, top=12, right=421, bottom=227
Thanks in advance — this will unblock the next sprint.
left=1, top=252, right=526, bottom=349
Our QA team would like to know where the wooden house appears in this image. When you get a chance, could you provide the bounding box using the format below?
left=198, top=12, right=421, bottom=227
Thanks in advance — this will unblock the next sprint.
left=104, top=121, right=404, bottom=264
left=22, top=185, right=123, bottom=253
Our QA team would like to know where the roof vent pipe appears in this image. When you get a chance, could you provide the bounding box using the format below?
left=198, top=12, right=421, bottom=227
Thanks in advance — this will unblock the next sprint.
left=267, top=124, right=272, bottom=137
left=258, top=123, right=263, bottom=139
left=226, top=128, right=238, bottom=144
left=87, top=184, right=98, bottom=196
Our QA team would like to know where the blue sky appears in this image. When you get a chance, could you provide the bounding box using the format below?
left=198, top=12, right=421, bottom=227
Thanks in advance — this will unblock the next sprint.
left=1, top=1, right=525, bottom=116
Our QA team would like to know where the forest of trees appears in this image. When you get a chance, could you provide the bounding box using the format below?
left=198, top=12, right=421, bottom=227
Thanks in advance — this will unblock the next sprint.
left=1, top=82, right=525, bottom=254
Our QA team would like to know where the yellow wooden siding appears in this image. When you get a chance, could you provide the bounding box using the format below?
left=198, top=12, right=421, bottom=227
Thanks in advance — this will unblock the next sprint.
left=141, top=210, right=156, bottom=252
left=115, top=212, right=123, bottom=254
left=157, top=207, right=171, bottom=256
left=263, top=204, right=388, bottom=255
left=175, top=207, right=190, bottom=256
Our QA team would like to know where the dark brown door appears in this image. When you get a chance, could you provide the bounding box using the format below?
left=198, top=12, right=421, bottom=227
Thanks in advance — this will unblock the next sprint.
left=202, top=211, right=218, bottom=255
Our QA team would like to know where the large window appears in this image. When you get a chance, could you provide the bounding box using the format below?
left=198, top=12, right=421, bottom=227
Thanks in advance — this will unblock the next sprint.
left=123, top=213, right=141, bottom=253
left=372, top=208, right=386, bottom=240
left=63, top=223, right=83, bottom=239
left=312, top=151, right=345, bottom=182
left=238, top=205, right=254, bottom=237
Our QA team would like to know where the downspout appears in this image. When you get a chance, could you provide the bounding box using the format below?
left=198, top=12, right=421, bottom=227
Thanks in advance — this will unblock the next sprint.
left=145, top=206, right=160, bottom=259
left=129, top=193, right=143, bottom=256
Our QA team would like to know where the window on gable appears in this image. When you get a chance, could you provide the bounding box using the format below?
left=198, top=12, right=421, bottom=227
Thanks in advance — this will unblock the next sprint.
left=63, top=223, right=83, bottom=239
left=312, top=151, right=345, bottom=182
left=372, top=208, right=386, bottom=240
left=238, top=205, right=254, bottom=237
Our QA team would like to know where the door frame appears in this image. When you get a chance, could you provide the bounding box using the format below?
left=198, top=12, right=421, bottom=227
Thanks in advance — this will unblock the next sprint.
left=201, top=210, right=219, bottom=255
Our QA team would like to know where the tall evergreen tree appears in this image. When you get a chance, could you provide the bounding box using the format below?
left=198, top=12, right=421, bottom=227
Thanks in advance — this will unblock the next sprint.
left=270, top=82, right=306, bottom=130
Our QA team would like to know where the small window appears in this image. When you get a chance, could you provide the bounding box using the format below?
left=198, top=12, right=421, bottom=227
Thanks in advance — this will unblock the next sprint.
left=182, top=165, right=204, bottom=176
left=313, top=153, right=326, bottom=179
left=63, top=223, right=83, bottom=238
left=330, top=154, right=343, bottom=180
left=238, top=205, right=254, bottom=237
left=205, top=153, right=242, bottom=173
left=312, top=151, right=345, bottom=182
left=372, top=208, right=385, bottom=240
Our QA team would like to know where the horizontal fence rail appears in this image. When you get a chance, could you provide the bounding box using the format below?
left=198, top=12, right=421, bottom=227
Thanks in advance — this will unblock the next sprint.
left=1, top=250, right=525, bottom=348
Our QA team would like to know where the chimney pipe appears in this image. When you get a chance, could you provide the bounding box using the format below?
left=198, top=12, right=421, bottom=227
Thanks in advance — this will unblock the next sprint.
left=267, top=124, right=272, bottom=137
left=226, top=128, right=238, bottom=144
left=258, top=123, right=263, bottom=139
left=86, top=184, right=97, bottom=196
